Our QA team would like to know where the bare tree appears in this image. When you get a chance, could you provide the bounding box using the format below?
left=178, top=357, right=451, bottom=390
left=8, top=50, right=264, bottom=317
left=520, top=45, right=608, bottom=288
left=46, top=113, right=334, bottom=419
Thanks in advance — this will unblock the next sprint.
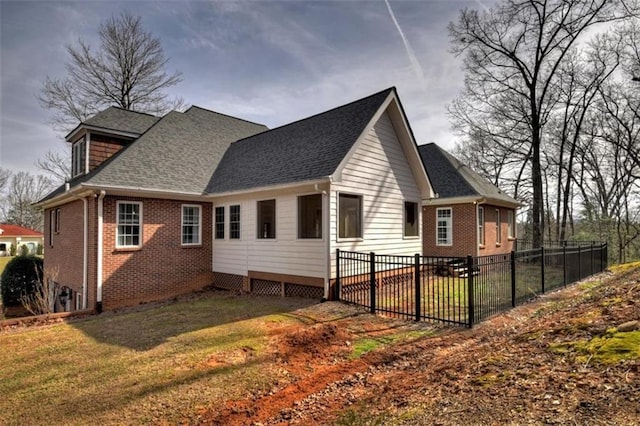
left=0, top=168, right=10, bottom=193
left=448, top=0, right=637, bottom=248
left=39, top=11, right=183, bottom=133
left=1, top=172, right=53, bottom=231
left=36, top=149, right=71, bottom=184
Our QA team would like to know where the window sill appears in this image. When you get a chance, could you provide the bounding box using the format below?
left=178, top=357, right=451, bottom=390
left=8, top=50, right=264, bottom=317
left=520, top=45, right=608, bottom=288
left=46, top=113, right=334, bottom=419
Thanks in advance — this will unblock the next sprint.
left=114, top=247, right=142, bottom=253
left=496, top=243, right=502, bottom=247
left=436, top=244, right=453, bottom=247
left=508, top=237, right=516, bottom=241
left=479, top=244, right=485, bottom=250
left=181, top=244, right=202, bottom=248
left=338, top=237, right=364, bottom=243
left=403, top=235, right=420, bottom=240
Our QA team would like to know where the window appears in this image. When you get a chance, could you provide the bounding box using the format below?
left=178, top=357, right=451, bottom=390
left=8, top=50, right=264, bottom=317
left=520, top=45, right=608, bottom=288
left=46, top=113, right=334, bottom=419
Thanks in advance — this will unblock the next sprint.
left=182, top=205, right=201, bottom=245
left=496, top=209, right=501, bottom=244
left=478, top=206, right=485, bottom=246
left=436, top=208, right=452, bottom=246
left=257, top=199, right=276, bottom=239
left=230, top=205, right=240, bottom=239
left=71, top=138, right=86, bottom=177
left=507, top=210, right=515, bottom=238
left=215, top=206, right=225, bottom=240
left=298, top=194, right=322, bottom=239
left=404, top=201, right=419, bottom=237
left=116, top=201, right=142, bottom=248
left=339, top=193, right=362, bottom=239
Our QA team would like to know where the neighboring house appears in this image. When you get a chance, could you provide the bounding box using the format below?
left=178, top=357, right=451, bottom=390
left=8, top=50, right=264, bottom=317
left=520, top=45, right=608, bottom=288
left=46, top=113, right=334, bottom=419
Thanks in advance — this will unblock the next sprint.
left=36, top=88, right=434, bottom=312
left=418, top=143, right=520, bottom=258
left=0, top=224, right=44, bottom=256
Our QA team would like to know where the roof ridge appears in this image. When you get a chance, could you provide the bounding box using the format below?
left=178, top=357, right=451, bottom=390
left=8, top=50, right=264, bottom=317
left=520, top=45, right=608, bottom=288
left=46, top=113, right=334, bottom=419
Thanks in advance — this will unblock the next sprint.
left=185, top=105, right=267, bottom=128
left=228, top=87, right=395, bottom=146
left=104, top=106, right=159, bottom=118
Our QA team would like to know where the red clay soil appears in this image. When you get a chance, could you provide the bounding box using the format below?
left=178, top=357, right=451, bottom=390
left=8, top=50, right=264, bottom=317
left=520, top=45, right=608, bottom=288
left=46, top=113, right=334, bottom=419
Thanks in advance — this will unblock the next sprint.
left=200, top=268, right=640, bottom=425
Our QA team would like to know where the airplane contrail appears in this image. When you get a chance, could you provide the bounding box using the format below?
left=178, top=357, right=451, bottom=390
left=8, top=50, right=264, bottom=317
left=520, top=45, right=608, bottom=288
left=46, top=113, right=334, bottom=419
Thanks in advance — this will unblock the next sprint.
left=384, top=0, right=427, bottom=92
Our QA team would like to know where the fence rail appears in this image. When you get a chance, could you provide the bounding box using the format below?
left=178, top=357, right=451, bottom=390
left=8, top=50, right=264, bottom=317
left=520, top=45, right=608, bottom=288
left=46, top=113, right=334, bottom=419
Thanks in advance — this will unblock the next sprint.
left=336, top=242, right=608, bottom=327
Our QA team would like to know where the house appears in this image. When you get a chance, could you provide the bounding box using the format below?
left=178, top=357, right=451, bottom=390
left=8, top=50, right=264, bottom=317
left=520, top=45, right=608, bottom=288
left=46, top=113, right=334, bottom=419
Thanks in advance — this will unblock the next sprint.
left=36, top=88, right=437, bottom=312
left=418, top=143, right=520, bottom=257
left=0, top=224, right=44, bottom=256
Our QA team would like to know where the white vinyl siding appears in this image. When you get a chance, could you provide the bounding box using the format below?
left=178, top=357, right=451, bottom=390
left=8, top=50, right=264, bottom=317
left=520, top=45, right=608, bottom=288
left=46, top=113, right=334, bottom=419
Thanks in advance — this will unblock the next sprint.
left=330, top=111, right=422, bottom=274
left=212, top=190, right=325, bottom=278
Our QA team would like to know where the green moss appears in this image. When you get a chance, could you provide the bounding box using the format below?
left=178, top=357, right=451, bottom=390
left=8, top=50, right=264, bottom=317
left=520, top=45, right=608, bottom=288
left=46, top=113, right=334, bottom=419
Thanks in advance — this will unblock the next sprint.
left=609, top=261, right=640, bottom=274
left=470, top=372, right=510, bottom=387
left=350, top=330, right=433, bottom=359
left=549, top=331, right=640, bottom=364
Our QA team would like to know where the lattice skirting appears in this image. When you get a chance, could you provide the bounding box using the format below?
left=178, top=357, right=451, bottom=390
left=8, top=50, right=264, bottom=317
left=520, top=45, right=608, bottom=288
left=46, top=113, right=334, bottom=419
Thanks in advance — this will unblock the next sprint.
left=285, top=283, right=324, bottom=299
left=251, top=279, right=281, bottom=295
left=212, top=272, right=244, bottom=291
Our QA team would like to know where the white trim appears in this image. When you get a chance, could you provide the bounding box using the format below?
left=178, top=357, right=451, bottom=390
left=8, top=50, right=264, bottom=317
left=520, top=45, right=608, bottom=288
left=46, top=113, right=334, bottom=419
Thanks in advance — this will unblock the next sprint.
left=208, top=177, right=331, bottom=198
left=85, top=133, right=91, bottom=174
left=424, top=195, right=520, bottom=208
left=66, top=124, right=141, bottom=142
left=322, top=189, right=330, bottom=299
left=478, top=206, right=485, bottom=247
left=435, top=207, right=453, bottom=246
left=496, top=208, right=501, bottom=245
left=337, top=191, right=364, bottom=241
left=97, top=190, right=106, bottom=304
left=181, top=204, right=202, bottom=246
left=82, top=197, right=88, bottom=309
left=115, top=201, right=143, bottom=249
left=214, top=205, right=225, bottom=240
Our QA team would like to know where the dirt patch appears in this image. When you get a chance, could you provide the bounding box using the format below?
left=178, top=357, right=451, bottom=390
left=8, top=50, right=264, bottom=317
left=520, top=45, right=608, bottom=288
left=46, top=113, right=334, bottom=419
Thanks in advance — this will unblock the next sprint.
left=199, top=270, right=640, bottom=425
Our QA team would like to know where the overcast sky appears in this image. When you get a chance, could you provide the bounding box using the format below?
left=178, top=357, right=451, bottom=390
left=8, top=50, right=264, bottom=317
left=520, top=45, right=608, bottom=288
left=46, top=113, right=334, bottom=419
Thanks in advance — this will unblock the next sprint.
left=0, top=0, right=492, bottom=177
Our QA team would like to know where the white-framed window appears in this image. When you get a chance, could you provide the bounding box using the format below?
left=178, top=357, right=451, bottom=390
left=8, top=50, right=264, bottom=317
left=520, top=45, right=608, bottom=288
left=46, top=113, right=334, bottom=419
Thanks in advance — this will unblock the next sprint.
left=230, top=205, right=240, bottom=239
left=116, top=201, right=142, bottom=248
left=404, top=201, right=419, bottom=237
left=507, top=210, right=516, bottom=238
left=478, top=206, right=485, bottom=246
left=257, top=199, right=276, bottom=239
left=182, top=205, right=201, bottom=245
left=436, top=207, right=452, bottom=246
left=298, top=194, right=322, bottom=239
left=214, top=206, right=225, bottom=240
left=338, top=193, right=363, bottom=239
left=71, top=138, right=87, bottom=177
left=496, top=209, right=501, bottom=244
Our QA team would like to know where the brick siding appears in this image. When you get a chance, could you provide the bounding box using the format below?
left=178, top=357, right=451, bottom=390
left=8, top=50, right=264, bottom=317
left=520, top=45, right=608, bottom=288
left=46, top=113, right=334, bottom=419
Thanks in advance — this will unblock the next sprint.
left=101, top=196, right=213, bottom=310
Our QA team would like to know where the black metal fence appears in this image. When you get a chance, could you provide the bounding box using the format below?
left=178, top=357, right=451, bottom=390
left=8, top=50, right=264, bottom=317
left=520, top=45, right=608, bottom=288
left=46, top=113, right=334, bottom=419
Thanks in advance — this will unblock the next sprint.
left=336, top=242, right=608, bottom=327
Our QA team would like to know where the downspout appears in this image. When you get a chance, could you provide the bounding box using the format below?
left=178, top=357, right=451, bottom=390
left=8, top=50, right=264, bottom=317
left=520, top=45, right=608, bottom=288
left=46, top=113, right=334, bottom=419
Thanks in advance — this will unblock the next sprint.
left=475, top=198, right=487, bottom=257
left=82, top=197, right=88, bottom=309
left=322, top=188, right=330, bottom=300
left=96, top=190, right=106, bottom=313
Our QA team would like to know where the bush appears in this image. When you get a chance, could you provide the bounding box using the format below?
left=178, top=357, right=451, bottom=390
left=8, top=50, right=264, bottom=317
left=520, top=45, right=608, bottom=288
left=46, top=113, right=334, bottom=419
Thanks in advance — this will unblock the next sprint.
left=9, top=244, right=16, bottom=257
left=36, top=243, right=44, bottom=256
left=19, top=245, right=29, bottom=257
left=0, top=255, right=44, bottom=307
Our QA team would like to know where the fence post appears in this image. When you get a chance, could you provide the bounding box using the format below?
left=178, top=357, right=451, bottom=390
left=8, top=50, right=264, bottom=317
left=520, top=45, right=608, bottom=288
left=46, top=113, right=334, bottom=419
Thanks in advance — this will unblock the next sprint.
left=563, top=245, right=567, bottom=287
left=510, top=251, right=516, bottom=308
left=369, top=252, right=376, bottom=314
left=578, top=245, right=582, bottom=280
left=414, top=253, right=421, bottom=322
left=541, top=246, right=545, bottom=294
left=335, top=249, right=341, bottom=301
left=604, top=243, right=608, bottom=271
left=467, top=255, right=474, bottom=328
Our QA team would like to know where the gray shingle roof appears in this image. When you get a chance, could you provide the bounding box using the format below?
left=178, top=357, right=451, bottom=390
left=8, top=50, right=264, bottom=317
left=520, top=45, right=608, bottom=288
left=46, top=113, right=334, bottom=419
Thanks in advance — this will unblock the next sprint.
left=418, top=143, right=518, bottom=205
left=75, top=107, right=159, bottom=136
left=84, top=106, right=267, bottom=194
left=206, top=88, right=394, bottom=193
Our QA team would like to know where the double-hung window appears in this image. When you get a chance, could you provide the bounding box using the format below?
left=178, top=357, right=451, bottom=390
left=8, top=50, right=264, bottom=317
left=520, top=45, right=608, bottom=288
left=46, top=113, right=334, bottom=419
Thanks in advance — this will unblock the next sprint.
left=507, top=210, right=515, bottom=239
left=478, top=206, right=485, bottom=246
left=72, top=138, right=87, bottom=177
left=496, top=209, right=501, bottom=244
left=116, top=201, right=142, bottom=248
left=257, top=199, right=276, bottom=239
left=215, top=206, right=225, bottom=240
left=404, top=201, right=419, bottom=237
left=230, top=205, right=240, bottom=239
left=338, top=193, right=362, bottom=239
left=182, top=205, right=201, bottom=245
left=436, top=208, right=452, bottom=246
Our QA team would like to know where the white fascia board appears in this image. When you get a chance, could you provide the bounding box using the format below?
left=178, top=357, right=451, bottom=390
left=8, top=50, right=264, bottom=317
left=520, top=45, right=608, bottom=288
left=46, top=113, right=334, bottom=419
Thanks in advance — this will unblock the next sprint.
left=66, top=125, right=140, bottom=142
left=423, top=195, right=521, bottom=209
left=78, top=184, right=207, bottom=201
left=206, top=177, right=331, bottom=199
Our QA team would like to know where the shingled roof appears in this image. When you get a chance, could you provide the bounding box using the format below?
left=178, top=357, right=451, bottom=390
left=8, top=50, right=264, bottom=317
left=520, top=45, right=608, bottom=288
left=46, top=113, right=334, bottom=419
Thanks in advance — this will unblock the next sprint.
left=66, top=107, right=160, bottom=140
left=40, top=106, right=267, bottom=203
left=418, top=143, right=518, bottom=206
left=206, top=88, right=394, bottom=193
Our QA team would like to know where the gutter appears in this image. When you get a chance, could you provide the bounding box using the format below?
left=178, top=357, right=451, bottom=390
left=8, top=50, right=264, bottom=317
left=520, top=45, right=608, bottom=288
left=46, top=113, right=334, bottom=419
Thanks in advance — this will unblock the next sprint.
left=206, top=177, right=331, bottom=199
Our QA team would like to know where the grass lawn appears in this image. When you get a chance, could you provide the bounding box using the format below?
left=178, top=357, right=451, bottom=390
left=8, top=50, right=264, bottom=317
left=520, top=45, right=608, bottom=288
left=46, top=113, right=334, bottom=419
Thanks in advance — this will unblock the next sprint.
left=0, top=291, right=318, bottom=425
